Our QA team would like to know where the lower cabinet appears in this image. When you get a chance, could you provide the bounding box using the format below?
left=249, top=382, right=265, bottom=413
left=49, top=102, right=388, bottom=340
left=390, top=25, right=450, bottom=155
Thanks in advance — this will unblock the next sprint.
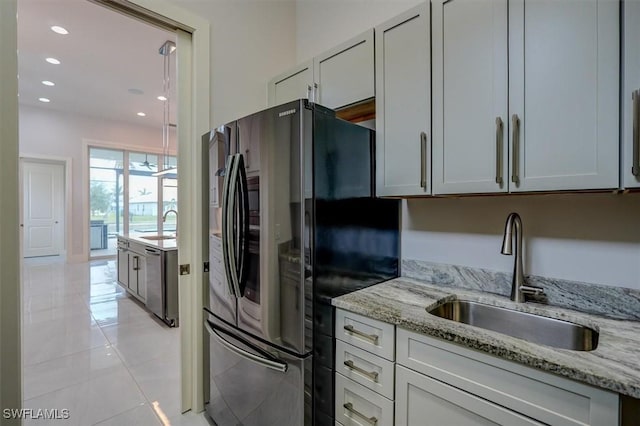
left=395, top=365, right=542, bottom=426
left=123, top=242, right=147, bottom=302
left=334, top=308, right=621, bottom=426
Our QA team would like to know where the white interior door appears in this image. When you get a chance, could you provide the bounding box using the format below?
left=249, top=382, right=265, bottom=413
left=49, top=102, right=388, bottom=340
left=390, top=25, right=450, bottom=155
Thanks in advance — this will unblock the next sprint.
left=22, top=161, right=64, bottom=257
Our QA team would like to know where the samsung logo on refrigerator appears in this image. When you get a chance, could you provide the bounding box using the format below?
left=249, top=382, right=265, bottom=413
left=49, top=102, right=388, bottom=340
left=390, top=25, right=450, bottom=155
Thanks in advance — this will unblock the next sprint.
left=278, top=109, right=296, bottom=117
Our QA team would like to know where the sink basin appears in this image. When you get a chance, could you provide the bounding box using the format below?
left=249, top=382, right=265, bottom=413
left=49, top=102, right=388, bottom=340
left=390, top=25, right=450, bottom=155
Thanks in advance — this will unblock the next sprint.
left=427, top=300, right=598, bottom=351
left=139, top=235, right=176, bottom=241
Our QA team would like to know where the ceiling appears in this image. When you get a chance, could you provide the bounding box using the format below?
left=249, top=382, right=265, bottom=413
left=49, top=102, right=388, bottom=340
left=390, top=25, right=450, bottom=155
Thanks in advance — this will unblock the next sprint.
left=17, top=0, right=176, bottom=129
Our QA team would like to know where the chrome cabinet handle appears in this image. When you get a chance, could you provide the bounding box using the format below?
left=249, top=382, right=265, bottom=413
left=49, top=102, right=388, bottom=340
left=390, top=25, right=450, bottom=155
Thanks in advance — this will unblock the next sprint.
left=495, top=117, right=504, bottom=185
left=343, top=403, right=378, bottom=425
left=313, top=82, right=318, bottom=103
left=344, top=324, right=379, bottom=344
left=244, top=149, right=250, bottom=169
left=205, top=321, right=288, bottom=373
left=133, top=256, right=139, bottom=271
left=420, top=132, right=427, bottom=191
left=633, top=89, right=640, bottom=177
left=307, top=85, right=312, bottom=101
left=511, top=114, right=520, bottom=185
left=344, top=359, right=379, bottom=382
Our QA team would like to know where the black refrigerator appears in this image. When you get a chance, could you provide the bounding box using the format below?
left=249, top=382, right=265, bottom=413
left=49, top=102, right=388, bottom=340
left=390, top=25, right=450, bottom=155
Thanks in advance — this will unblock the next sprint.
left=202, top=99, right=400, bottom=425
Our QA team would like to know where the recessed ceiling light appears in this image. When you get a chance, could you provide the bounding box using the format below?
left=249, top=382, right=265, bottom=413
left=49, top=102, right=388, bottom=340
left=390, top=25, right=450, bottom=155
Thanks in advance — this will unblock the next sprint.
left=50, top=26, right=69, bottom=35
left=137, top=112, right=146, bottom=117
left=38, top=97, right=51, bottom=103
left=45, top=57, right=61, bottom=65
left=157, top=95, right=167, bottom=101
left=42, top=80, right=55, bottom=86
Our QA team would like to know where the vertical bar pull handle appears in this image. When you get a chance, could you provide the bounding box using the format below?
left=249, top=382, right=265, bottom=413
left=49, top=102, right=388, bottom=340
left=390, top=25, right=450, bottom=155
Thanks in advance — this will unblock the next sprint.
left=511, top=114, right=520, bottom=185
left=495, top=117, right=504, bottom=185
left=313, top=83, right=319, bottom=103
left=307, top=85, right=312, bottom=101
left=420, top=132, right=427, bottom=191
left=633, top=90, right=640, bottom=177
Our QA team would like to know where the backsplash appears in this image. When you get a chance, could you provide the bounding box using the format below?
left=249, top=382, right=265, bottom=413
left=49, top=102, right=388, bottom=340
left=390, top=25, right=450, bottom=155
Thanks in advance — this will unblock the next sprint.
left=402, top=259, right=640, bottom=321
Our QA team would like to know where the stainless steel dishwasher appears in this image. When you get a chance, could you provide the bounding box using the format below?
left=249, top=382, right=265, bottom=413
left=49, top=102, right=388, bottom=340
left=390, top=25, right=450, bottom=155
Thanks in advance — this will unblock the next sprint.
left=145, top=247, right=179, bottom=327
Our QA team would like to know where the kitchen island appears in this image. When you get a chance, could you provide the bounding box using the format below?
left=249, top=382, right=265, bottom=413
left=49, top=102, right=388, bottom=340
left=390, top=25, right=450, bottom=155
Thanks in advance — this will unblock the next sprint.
left=117, top=233, right=179, bottom=327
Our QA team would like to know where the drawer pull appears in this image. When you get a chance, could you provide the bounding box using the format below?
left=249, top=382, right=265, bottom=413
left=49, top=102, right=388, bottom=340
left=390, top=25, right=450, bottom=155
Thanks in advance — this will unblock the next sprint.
left=344, top=325, right=379, bottom=344
left=343, top=402, right=378, bottom=425
left=344, top=359, right=379, bottom=382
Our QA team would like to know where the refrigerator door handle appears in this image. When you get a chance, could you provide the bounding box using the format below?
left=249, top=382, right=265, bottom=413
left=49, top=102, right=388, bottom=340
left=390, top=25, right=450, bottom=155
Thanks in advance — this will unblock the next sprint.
left=225, top=154, right=242, bottom=297
left=205, top=320, right=288, bottom=373
left=236, top=154, right=250, bottom=293
left=221, top=154, right=239, bottom=297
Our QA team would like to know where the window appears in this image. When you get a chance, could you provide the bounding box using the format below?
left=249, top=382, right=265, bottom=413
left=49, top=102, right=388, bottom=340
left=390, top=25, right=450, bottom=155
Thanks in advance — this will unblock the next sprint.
left=89, top=148, right=177, bottom=258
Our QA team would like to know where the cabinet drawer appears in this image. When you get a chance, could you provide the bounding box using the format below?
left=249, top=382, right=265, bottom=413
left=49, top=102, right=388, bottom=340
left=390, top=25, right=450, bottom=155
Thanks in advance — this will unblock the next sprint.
left=397, top=328, right=619, bottom=426
left=335, top=373, right=393, bottom=426
left=335, top=340, right=394, bottom=400
left=395, top=365, right=543, bottom=426
left=336, top=309, right=395, bottom=361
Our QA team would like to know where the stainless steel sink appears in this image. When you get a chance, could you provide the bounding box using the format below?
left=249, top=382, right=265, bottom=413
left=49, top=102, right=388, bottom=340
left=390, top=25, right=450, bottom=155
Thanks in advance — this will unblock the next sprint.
left=427, top=300, right=598, bottom=351
left=139, top=235, right=176, bottom=241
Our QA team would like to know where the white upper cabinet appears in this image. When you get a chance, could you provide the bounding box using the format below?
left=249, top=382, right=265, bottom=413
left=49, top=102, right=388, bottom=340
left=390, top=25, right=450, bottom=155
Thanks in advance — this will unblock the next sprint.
left=432, top=0, right=619, bottom=195
left=622, top=0, right=640, bottom=189
left=268, top=31, right=374, bottom=109
left=267, top=61, right=313, bottom=107
left=509, top=0, right=619, bottom=192
left=432, top=0, right=508, bottom=195
left=313, top=29, right=375, bottom=109
left=375, top=3, right=431, bottom=197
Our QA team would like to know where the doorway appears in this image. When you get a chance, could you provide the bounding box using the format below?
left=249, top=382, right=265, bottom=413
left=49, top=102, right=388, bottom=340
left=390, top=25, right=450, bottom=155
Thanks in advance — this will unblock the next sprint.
left=21, top=159, right=66, bottom=258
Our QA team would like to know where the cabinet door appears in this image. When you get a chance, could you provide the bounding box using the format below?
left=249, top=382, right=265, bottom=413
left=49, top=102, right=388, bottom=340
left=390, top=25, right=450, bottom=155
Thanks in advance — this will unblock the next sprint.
left=267, top=61, right=313, bottom=107
left=136, top=254, right=147, bottom=301
left=622, top=0, right=640, bottom=188
left=395, top=365, right=544, bottom=426
left=128, top=252, right=139, bottom=294
left=314, top=29, right=375, bottom=109
left=432, top=0, right=508, bottom=195
left=117, top=248, right=128, bottom=287
left=509, top=0, right=619, bottom=192
left=375, top=3, right=431, bottom=197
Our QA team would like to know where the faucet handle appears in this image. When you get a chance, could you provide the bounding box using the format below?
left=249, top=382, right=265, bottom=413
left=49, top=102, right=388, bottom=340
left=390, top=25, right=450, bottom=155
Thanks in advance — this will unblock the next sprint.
left=520, top=285, right=545, bottom=296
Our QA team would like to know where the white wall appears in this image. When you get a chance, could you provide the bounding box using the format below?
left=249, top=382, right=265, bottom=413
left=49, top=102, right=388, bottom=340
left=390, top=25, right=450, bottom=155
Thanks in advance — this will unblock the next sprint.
left=403, top=194, right=640, bottom=290
left=19, top=105, right=164, bottom=260
left=169, top=0, right=297, bottom=126
left=295, top=0, right=422, bottom=62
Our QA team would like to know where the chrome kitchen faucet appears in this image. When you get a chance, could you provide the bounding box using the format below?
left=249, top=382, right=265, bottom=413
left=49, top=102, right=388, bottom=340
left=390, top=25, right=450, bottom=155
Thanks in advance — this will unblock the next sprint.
left=500, top=212, right=545, bottom=302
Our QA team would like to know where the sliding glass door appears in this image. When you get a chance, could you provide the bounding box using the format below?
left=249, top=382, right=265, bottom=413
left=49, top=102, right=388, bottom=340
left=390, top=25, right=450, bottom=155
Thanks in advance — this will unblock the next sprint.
left=89, top=147, right=177, bottom=258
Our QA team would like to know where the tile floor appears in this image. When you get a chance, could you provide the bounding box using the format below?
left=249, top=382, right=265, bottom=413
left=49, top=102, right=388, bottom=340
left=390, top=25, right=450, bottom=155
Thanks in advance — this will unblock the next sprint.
left=21, top=257, right=210, bottom=426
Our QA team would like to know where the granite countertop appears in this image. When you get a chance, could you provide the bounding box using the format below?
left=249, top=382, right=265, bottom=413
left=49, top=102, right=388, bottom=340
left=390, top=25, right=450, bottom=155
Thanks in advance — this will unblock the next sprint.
left=118, top=233, right=177, bottom=251
left=332, top=277, right=640, bottom=398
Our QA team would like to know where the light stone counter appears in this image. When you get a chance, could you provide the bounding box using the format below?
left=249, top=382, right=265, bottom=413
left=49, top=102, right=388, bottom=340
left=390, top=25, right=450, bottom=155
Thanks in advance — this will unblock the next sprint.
left=333, top=276, right=640, bottom=398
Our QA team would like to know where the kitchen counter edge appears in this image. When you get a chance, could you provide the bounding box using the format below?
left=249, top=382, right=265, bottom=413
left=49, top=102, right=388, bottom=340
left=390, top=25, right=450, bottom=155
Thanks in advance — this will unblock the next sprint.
left=332, top=277, right=640, bottom=399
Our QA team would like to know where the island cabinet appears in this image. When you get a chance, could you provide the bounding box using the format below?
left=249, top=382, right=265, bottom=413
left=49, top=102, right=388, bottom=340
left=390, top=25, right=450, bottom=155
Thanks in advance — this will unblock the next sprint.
left=267, top=30, right=374, bottom=110
left=432, top=0, right=619, bottom=195
left=622, top=0, right=640, bottom=189
left=334, top=308, right=620, bottom=426
left=374, top=3, right=431, bottom=197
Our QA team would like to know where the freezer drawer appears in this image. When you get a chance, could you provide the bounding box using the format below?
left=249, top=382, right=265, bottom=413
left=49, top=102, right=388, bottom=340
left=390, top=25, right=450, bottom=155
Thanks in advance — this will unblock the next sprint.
left=205, top=313, right=312, bottom=426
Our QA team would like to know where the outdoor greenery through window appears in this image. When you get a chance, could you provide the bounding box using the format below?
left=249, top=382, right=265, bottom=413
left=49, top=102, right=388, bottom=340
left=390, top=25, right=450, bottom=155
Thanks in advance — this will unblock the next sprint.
left=89, top=147, right=177, bottom=257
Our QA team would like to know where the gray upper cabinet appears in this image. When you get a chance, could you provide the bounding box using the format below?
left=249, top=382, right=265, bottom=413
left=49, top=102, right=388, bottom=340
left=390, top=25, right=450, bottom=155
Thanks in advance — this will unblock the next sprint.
left=509, top=0, right=619, bottom=192
left=267, top=61, right=313, bottom=107
left=313, top=29, right=375, bottom=109
left=375, top=3, right=431, bottom=197
left=622, top=0, right=640, bottom=189
left=432, top=0, right=619, bottom=195
left=432, top=0, right=508, bottom=195
left=267, top=31, right=375, bottom=109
